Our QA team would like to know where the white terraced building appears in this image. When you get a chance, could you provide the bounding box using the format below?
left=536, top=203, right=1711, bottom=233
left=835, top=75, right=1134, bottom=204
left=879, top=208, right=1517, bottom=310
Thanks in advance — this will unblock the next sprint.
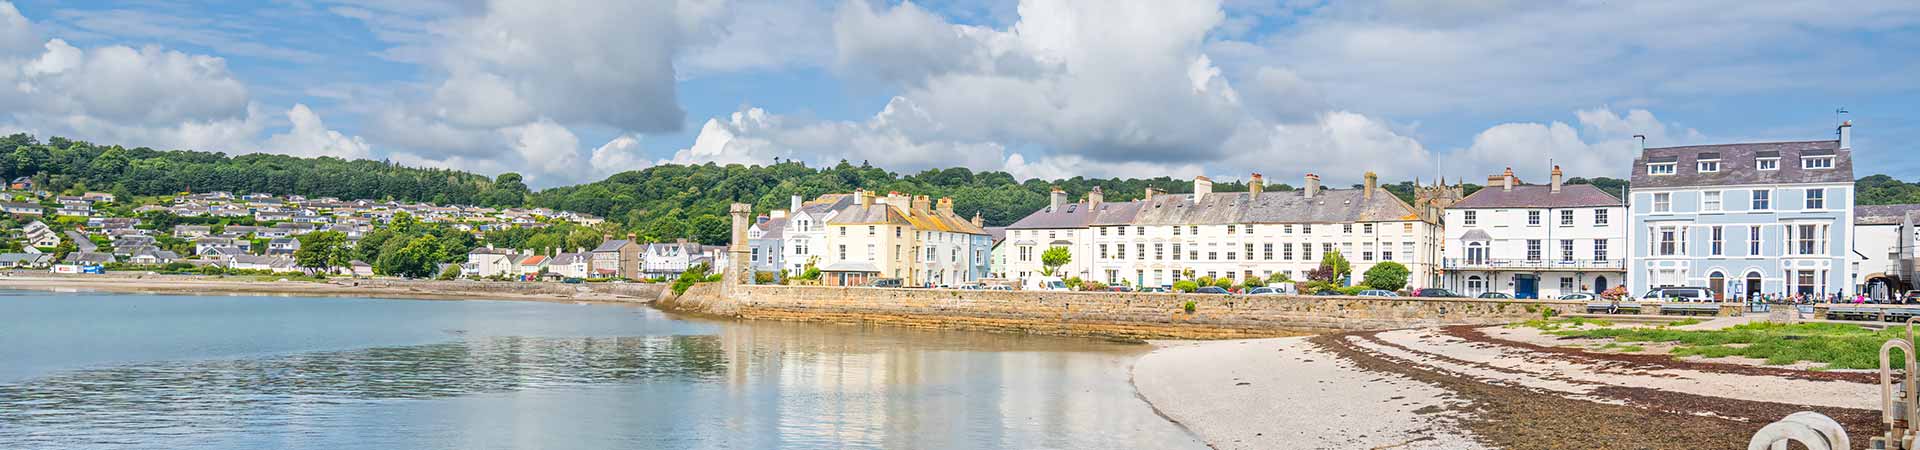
left=1008, top=173, right=1447, bottom=289
left=1442, top=167, right=1628, bottom=299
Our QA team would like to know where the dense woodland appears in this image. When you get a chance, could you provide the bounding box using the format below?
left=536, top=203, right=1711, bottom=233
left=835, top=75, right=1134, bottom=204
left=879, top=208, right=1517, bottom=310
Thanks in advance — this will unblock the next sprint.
left=5, top=134, right=1918, bottom=245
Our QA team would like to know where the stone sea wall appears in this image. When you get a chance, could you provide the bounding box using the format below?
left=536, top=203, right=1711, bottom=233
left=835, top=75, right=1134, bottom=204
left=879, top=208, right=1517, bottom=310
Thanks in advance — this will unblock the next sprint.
left=663, top=284, right=1584, bottom=340
left=339, top=279, right=667, bottom=301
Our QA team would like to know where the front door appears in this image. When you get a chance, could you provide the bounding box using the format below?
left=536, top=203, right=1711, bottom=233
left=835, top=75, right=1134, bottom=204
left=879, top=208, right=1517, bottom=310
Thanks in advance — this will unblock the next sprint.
left=1709, top=273, right=1726, bottom=301
left=1515, top=275, right=1538, bottom=299
left=1594, top=276, right=1610, bottom=294
left=1747, top=276, right=1763, bottom=301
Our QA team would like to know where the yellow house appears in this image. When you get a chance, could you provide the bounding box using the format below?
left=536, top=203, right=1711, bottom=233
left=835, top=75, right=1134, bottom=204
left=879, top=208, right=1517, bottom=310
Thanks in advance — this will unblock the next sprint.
left=821, top=190, right=916, bottom=286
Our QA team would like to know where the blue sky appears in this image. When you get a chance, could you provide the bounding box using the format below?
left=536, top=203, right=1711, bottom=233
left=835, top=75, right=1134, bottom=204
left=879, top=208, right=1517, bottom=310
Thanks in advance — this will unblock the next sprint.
left=0, top=0, right=1914, bottom=188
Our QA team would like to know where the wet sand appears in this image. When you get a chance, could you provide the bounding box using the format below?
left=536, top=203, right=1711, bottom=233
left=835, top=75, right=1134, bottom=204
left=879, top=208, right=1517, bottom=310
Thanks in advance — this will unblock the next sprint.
left=1133, top=326, right=1884, bottom=449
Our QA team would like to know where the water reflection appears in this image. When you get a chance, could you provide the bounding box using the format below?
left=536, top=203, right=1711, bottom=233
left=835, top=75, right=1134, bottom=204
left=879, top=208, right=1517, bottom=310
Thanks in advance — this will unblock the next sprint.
left=0, top=293, right=1201, bottom=449
left=0, top=335, right=725, bottom=446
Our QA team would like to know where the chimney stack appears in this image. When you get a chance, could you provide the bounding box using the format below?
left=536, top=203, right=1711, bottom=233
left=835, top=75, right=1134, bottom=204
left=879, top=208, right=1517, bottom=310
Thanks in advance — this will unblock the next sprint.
left=1087, top=186, right=1103, bottom=208
left=1550, top=165, right=1564, bottom=194
left=1145, top=187, right=1163, bottom=202
left=860, top=190, right=874, bottom=207
left=1049, top=187, right=1066, bottom=211
left=1304, top=174, right=1321, bottom=199
left=912, top=195, right=931, bottom=212
left=789, top=194, right=803, bottom=213
left=626, top=233, right=637, bottom=243
left=887, top=191, right=908, bottom=209
left=936, top=197, right=954, bottom=215
left=1363, top=172, right=1378, bottom=200
left=1193, top=176, right=1213, bottom=201
left=1839, top=120, right=1852, bottom=149
left=1249, top=173, right=1264, bottom=199
left=1503, top=167, right=1515, bottom=192
left=971, top=211, right=984, bottom=227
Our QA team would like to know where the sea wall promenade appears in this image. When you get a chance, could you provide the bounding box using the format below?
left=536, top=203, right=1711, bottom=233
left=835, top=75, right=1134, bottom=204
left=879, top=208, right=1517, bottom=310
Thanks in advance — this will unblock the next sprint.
left=0, top=273, right=666, bottom=303
left=661, top=284, right=1585, bottom=340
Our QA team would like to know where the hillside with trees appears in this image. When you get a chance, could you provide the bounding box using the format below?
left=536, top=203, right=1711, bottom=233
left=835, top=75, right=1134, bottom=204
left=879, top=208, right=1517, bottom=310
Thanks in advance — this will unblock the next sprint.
left=5, top=133, right=1917, bottom=246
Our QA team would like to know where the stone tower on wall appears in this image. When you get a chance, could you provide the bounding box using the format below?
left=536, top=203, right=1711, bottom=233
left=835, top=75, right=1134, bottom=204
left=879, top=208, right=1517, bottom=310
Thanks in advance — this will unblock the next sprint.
left=725, top=203, right=752, bottom=292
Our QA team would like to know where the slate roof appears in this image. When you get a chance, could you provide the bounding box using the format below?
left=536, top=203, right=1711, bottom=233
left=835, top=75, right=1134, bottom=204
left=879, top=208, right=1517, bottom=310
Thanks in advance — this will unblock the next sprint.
left=1631, top=140, right=1852, bottom=189
left=755, top=217, right=787, bottom=240
left=1449, top=184, right=1623, bottom=209
left=1460, top=229, right=1492, bottom=241
left=591, top=239, right=633, bottom=253
left=827, top=204, right=911, bottom=226
left=1009, top=188, right=1422, bottom=229
left=983, top=226, right=1007, bottom=243
left=1856, top=204, right=1920, bottom=225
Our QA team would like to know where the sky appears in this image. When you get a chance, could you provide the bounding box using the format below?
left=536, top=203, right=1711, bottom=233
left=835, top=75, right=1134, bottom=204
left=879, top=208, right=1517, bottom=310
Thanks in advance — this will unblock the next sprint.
left=0, top=0, right=1915, bottom=188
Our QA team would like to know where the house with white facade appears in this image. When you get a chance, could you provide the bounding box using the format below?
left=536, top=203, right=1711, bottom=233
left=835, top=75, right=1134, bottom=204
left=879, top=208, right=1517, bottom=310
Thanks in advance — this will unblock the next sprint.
left=465, top=247, right=517, bottom=277
left=747, top=212, right=787, bottom=279
left=549, top=252, right=592, bottom=279
left=1443, top=167, right=1627, bottom=299
left=1629, top=122, right=1857, bottom=300
left=780, top=194, right=856, bottom=276
left=1005, top=187, right=1096, bottom=282
left=642, top=240, right=706, bottom=279
left=1855, top=204, right=1920, bottom=299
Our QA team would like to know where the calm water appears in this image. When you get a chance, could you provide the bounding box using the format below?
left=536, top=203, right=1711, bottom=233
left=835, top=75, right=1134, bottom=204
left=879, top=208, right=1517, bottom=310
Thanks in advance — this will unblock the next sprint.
left=0, top=290, right=1201, bottom=449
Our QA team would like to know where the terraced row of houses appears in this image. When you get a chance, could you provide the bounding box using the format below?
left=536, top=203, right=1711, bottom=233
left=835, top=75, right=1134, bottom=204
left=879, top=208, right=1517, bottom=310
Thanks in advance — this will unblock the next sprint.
left=992, top=121, right=1917, bottom=299
left=748, top=190, right=993, bottom=287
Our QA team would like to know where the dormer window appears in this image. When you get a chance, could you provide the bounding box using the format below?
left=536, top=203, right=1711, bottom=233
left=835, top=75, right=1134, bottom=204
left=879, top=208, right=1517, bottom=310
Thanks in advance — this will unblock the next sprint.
left=1757, top=157, right=1779, bottom=171
left=1648, top=163, right=1676, bottom=175
left=1697, top=161, right=1719, bottom=173
left=1803, top=156, right=1835, bottom=169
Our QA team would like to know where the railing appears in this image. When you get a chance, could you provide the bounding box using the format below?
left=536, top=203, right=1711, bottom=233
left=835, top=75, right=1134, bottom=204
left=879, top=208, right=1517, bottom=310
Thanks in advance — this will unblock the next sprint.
left=1442, top=258, right=1625, bottom=271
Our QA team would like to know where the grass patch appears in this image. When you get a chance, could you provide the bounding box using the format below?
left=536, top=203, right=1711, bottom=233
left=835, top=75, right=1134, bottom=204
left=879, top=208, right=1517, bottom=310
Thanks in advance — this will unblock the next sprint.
left=1551, top=322, right=1898, bottom=370
left=1664, top=318, right=1704, bottom=327
left=1514, top=317, right=1614, bottom=331
left=1598, top=343, right=1646, bottom=353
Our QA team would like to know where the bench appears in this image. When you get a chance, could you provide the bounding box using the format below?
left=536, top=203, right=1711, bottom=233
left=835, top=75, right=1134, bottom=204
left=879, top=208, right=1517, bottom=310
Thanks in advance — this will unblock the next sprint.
left=1660, top=303, right=1722, bottom=316
left=1825, top=307, right=1920, bottom=322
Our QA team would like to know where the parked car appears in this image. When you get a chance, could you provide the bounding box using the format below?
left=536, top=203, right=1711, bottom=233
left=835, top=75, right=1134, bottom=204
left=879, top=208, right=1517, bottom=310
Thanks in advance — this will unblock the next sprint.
left=1477, top=292, right=1514, bottom=299
left=1556, top=293, right=1595, bottom=301
left=1136, top=286, right=1169, bottom=293
left=1106, top=285, right=1135, bottom=292
left=1023, top=276, right=1070, bottom=291
left=1642, top=287, right=1715, bottom=302
left=1356, top=289, right=1398, bottom=297
left=985, top=285, right=1014, bottom=291
left=869, top=278, right=903, bottom=288
left=1193, top=286, right=1231, bottom=294
left=1247, top=287, right=1282, bottom=295
left=1412, top=288, right=1463, bottom=298
left=1313, top=289, right=1342, bottom=296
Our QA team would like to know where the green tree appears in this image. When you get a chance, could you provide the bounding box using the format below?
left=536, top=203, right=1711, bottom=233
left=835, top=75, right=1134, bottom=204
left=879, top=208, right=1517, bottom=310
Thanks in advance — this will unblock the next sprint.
left=1362, top=261, right=1410, bottom=291
left=1040, top=246, right=1071, bottom=276
left=294, top=231, right=349, bottom=272
left=1317, top=251, right=1352, bottom=285
left=1172, top=280, right=1199, bottom=293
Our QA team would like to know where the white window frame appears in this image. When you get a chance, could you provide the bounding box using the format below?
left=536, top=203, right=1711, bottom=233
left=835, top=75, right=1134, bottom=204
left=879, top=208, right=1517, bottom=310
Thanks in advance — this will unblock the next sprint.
left=1751, top=189, right=1772, bottom=211
left=1559, top=209, right=1574, bottom=226
left=1757, top=157, right=1779, bottom=171
left=1652, top=193, right=1672, bottom=213
left=1648, top=163, right=1676, bottom=175
left=1702, top=190, right=1722, bottom=212
left=1528, top=210, right=1541, bottom=226
left=1698, top=160, right=1720, bottom=173
left=1802, top=156, right=1834, bottom=170
left=1594, top=208, right=1609, bottom=226
left=1463, top=210, right=1477, bottom=226
left=1805, top=188, right=1825, bottom=210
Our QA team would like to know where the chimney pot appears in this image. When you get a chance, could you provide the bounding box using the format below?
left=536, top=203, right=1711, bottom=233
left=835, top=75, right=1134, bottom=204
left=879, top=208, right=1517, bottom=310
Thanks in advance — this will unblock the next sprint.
left=1839, top=120, right=1852, bottom=150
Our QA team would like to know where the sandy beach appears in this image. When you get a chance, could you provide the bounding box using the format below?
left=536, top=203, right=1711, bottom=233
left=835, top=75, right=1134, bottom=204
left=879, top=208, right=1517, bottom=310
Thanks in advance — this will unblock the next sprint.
left=1133, top=325, right=1884, bottom=449
left=0, top=275, right=660, bottom=304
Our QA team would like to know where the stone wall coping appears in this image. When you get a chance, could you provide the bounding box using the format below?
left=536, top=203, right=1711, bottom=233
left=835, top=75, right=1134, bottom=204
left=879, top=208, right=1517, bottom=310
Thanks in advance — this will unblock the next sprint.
left=739, top=285, right=1586, bottom=307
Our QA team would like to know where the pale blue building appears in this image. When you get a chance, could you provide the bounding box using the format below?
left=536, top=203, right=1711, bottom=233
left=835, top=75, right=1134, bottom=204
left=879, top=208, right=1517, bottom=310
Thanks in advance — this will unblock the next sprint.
left=1629, top=123, right=1856, bottom=299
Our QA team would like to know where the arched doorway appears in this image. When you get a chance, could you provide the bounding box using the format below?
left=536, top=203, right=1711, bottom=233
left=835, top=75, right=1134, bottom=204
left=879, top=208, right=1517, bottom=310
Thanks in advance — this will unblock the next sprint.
left=1593, top=276, right=1609, bottom=294
left=1708, top=272, right=1726, bottom=301
left=1745, top=272, right=1763, bottom=302
left=1866, top=275, right=1897, bottom=301
left=1466, top=276, right=1485, bottom=296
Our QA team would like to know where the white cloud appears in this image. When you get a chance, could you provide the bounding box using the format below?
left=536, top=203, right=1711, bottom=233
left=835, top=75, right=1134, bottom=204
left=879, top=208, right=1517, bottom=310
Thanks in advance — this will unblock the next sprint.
left=1451, top=107, right=1704, bottom=181
left=262, top=104, right=372, bottom=159
left=589, top=134, right=652, bottom=178
left=667, top=98, right=1010, bottom=172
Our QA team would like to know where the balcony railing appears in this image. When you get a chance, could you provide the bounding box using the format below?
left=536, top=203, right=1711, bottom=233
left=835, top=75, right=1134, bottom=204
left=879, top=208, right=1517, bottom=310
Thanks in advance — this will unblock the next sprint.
left=1442, top=258, right=1625, bottom=271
